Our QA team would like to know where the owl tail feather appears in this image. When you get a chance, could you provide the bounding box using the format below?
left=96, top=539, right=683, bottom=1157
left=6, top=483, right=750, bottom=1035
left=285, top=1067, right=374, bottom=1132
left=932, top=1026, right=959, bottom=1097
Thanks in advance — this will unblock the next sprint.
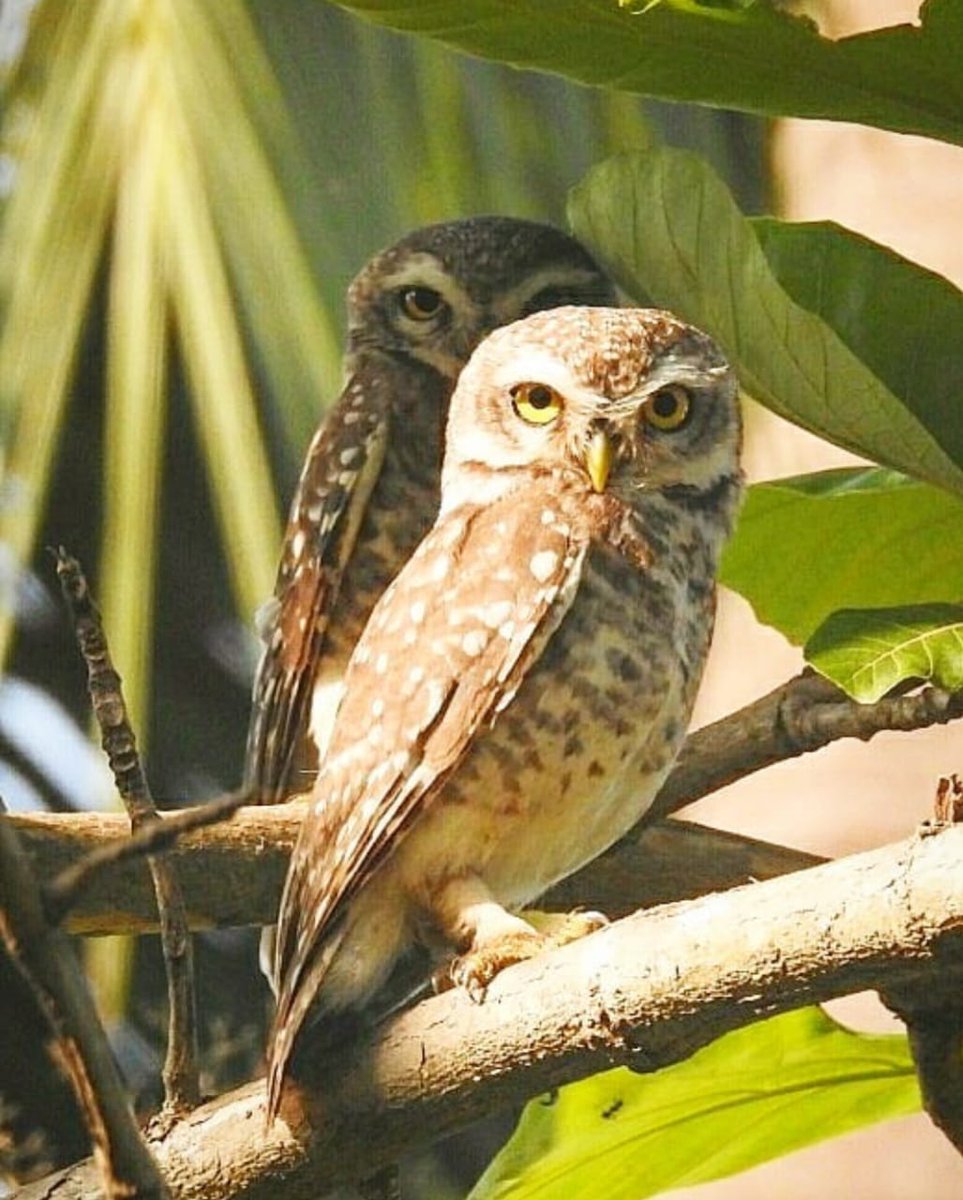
left=265, top=925, right=348, bottom=1127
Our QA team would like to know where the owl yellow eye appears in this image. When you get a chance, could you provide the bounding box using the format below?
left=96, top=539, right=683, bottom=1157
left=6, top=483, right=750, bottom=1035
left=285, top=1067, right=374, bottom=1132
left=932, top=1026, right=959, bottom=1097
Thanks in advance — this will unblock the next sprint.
left=510, top=382, right=563, bottom=426
left=644, top=385, right=691, bottom=431
left=399, top=286, right=445, bottom=321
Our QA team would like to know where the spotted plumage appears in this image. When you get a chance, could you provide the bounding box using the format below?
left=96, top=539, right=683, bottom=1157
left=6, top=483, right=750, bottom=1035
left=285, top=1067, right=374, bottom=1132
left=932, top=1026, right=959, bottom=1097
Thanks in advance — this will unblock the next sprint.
left=243, top=218, right=618, bottom=803
left=267, top=306, right=743, bottom=1122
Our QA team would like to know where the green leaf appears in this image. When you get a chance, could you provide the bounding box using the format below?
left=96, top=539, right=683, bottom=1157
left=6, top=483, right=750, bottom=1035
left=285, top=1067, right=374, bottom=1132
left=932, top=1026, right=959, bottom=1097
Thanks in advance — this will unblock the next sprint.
left=806, top=604, right=963, bottom=702
left=336, top=0, right=963, bottom=146
left=568, top=147, right=963, bottom=495
left=753, top=217, right=963, bottom=475
left=469, top=1008, right=919, bottom=1200
left=720, top=469, right=963, bottom=646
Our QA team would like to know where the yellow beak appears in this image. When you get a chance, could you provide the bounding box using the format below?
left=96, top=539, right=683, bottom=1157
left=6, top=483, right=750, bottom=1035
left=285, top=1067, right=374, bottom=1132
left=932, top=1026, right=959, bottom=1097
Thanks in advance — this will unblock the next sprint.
left=585, top=427, right=613, bottom=493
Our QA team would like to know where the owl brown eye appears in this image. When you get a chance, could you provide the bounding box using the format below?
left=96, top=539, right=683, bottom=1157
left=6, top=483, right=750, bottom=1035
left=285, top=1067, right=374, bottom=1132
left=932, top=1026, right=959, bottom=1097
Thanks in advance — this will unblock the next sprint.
left=644, top=385, right=691, bottom=431
left=510, top=382, right=563, bottom=426
left=399, top=286, right=445, bottom=321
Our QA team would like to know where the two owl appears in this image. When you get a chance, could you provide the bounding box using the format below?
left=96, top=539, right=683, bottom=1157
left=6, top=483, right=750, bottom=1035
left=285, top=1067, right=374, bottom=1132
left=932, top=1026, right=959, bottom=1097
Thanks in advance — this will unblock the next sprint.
left=243, top=217, right=743, bottom=1120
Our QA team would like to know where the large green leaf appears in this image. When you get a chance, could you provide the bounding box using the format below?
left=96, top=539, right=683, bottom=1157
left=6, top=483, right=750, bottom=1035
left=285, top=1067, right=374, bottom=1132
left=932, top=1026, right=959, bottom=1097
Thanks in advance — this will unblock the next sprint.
left=753, top=217, right=963, bottom=475
left=568, top=147, right=963, bottom=495
left=720, top=469, right=963, bottom=646
left=469, top=1008, right=918, bottom=1200
left=336, top=0, right=963, bottom=147
left=807, top=604, right=963, bottom=703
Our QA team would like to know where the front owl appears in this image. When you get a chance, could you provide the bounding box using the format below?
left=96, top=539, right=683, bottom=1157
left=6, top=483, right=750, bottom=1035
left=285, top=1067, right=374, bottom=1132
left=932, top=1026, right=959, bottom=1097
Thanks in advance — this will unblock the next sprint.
left=267, top=306, right=743, bottom=1121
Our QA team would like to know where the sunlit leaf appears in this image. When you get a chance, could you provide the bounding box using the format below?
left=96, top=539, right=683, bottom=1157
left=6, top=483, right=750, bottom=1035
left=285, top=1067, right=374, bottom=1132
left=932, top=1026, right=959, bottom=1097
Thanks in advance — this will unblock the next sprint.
left=470, top=1008, right=918, bottom=1200
left=337, top=0, right=963, bottom=146
left=753, top=217, right=963, bottom=475
left=720, top=468, right=963, bottom=645
left=806, top=604, right=963, bottom=703
left=568, top=148, right=963, bottom=494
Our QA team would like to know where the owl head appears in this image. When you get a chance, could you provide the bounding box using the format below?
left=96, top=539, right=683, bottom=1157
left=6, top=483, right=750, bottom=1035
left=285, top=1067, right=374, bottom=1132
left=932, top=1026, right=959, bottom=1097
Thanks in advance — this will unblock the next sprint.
left=346, top=217, right=618, bottom=377
left=440, top=306, right=741, bottom=511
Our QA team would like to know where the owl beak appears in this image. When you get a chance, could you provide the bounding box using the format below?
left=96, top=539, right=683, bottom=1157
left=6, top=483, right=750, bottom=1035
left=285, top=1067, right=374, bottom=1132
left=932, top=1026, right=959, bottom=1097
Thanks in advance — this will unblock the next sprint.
left=585, top=427, right=614, bottom=493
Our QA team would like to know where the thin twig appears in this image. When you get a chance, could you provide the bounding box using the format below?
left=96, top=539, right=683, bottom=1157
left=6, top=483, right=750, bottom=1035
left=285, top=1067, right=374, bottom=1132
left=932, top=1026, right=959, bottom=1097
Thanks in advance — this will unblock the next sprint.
left=653, top=669, right=963, bottom=819
left=54, top=548, right=200, bottom=1115
left=0, top=817, right=170, bottom=1199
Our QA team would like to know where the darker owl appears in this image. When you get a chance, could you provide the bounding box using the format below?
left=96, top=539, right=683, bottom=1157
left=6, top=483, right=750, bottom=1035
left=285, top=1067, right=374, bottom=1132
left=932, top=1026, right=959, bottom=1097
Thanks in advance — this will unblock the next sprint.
left=244, top=218, right=618, bottom=803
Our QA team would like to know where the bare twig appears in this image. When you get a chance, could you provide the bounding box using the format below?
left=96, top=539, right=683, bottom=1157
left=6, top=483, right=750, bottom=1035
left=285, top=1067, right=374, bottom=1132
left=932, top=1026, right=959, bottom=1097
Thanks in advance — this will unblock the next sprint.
left=16, top=825, right=963, bottom=1200
left=653, top=669, right=963, bottom=818
left=0, top=817, right=169, bottom=1199
left=54, top=549, right=199, bottom=1115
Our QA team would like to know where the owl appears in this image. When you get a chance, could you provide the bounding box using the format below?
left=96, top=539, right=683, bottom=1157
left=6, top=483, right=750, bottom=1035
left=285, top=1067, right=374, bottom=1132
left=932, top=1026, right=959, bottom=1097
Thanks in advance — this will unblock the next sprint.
left=266, top=305, right=743, bottom=1121
left=243, top=218, right=618, bottom=804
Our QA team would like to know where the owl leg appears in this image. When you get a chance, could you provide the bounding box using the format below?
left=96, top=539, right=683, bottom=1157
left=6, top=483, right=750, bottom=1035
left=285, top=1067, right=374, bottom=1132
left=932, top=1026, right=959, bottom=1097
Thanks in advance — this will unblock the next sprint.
left=429, top=875, right=548, bottom=1003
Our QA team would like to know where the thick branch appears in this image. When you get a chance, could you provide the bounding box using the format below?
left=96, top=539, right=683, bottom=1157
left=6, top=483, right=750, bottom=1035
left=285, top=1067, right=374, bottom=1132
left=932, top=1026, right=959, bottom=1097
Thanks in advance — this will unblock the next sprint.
left=44, top=791, right=247, bottom=923
left=652, top=670, right=963, bottom=818
left=0, top=818, right=169, bottom=1200
left=17, top=826, right=963, bottom=1200
left=55, top=550, right=199, bottom=1114
left=11, top=806, right=819, bottom=935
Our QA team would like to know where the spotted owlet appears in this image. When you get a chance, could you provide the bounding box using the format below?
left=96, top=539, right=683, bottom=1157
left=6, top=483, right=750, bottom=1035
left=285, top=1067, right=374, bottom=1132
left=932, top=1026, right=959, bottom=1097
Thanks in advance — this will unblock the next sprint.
left=243, top=218, right=618, bottom=804
left=266, top=305, right=743, bottom=1121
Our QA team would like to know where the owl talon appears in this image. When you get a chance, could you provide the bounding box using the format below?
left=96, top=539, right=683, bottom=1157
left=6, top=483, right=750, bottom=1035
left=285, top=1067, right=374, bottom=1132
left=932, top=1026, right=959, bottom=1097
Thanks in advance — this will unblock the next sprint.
left=451, top=929, right=548, bottom=1002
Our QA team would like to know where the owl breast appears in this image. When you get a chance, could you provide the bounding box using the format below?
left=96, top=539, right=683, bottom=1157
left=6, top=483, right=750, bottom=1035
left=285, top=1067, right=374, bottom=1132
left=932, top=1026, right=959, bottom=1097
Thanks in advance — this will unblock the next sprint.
left=395, top=493, right=719, bottom=913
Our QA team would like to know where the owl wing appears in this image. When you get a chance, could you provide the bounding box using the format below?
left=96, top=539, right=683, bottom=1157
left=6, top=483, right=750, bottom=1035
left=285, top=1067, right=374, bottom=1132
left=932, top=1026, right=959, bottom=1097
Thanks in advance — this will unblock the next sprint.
left=267, top=494, right=589, bottom=1113
left=243, top=370, right=390, bottom=803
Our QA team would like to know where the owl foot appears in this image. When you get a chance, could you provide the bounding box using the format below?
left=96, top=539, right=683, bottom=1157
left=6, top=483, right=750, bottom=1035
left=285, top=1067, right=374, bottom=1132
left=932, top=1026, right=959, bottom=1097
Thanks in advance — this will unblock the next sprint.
left=450, top=929, right=548, bottom=1003
left=526, top=908, right=610, bottom=947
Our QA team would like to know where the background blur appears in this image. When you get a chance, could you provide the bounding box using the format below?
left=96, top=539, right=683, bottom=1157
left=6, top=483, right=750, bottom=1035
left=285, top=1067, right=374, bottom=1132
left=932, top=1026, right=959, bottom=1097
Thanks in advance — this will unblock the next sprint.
left=0, top=0, right=960, bottom=1195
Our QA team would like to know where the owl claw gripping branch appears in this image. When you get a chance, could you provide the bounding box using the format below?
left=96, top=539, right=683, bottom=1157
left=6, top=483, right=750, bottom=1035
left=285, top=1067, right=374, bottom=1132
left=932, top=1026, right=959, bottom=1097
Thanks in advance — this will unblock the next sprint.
left=266, top=305, right=743, bottom=1123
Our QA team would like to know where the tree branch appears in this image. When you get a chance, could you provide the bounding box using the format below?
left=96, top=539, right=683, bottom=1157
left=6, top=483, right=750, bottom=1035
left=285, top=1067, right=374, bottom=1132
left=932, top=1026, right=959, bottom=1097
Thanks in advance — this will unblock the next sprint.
left=43, top=791, right=247, bottom=924
left=16, top=825, right=963, bottom=1200
left=54, top=550, right=199, bottom=1115
left=0, top=817, right=169, bottom=1200
left=651, top=670, right=963, bottom=818
left=14, top=667, right=959, bottom=936
left=11, top=806, right=819, bottom=935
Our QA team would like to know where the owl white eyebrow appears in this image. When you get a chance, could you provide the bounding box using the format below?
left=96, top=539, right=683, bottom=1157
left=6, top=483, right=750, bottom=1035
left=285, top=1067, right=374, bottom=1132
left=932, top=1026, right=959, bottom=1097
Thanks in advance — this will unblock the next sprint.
left=379, top=256, right=476, bottom=319
left=493, top=266, right=612, bottom=320
left=490, top=347, right=580, bottom=397
left=635, top=360, right=730, bottom=397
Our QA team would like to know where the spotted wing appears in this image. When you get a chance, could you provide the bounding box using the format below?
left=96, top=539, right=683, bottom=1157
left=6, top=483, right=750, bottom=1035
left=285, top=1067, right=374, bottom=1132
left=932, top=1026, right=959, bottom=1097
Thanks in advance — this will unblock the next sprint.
left=267, top=494, right=588, bottom=1115
left=243, top=371, right=389, bottom=803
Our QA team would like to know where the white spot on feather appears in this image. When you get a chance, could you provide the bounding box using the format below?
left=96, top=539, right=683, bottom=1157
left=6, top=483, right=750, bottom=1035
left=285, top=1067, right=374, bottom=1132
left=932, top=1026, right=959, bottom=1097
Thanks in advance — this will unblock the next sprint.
left=530, top=550, right=558, bottom=582
left=462, top=630, right=486, bottom=657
